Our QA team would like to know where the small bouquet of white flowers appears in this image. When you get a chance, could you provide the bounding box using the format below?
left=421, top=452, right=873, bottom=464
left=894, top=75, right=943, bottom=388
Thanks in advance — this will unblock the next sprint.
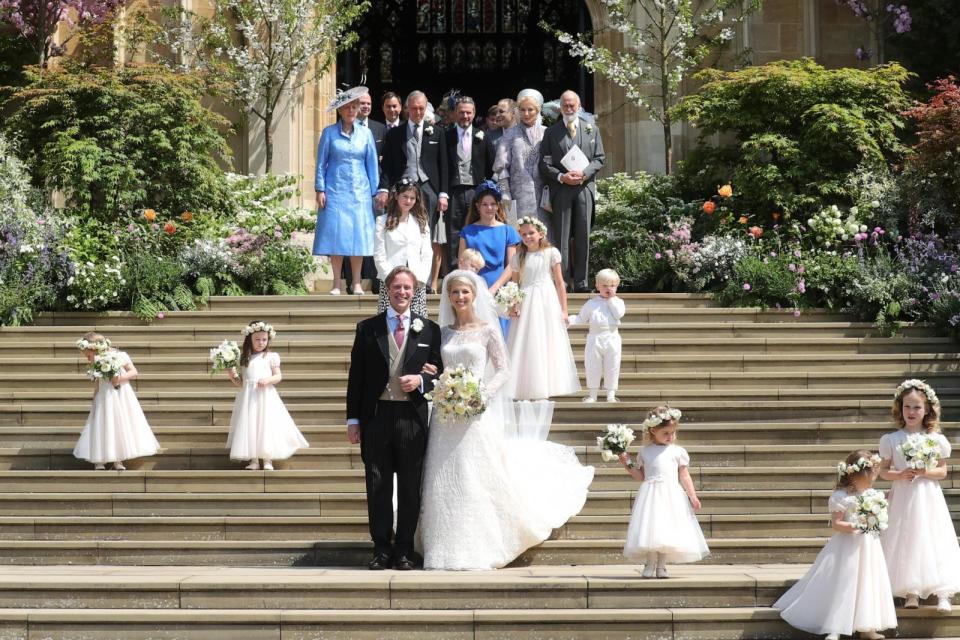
left=494, top=282, right=525, bottom=313
left=86, top=351, right=126, bottom=388
left=596, top=423, right=636, bottom=462
left=426, top=364, right=486, bottom=421
left=209, top=340, right=242, bottom=374
left=897, top=432, right=942, bottom=476
left=853, top=488, right=889, bottom=535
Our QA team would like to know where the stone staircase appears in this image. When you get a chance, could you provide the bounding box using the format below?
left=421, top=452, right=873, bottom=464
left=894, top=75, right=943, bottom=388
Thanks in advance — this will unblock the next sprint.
left=0, top=293, right=958, bottom=638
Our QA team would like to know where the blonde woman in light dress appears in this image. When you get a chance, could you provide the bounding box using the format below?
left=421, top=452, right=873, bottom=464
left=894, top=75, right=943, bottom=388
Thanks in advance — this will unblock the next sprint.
left=73, top=332, right=160, bottom=470
left=878, top=379, right=960, bottom=612
left=774, top=450, right=897, bottom=640
left=225, top=321, right=308, bottom=470
left=618, top=407, right=708, bottom=578
left=494, top=89, right=549, bottom=230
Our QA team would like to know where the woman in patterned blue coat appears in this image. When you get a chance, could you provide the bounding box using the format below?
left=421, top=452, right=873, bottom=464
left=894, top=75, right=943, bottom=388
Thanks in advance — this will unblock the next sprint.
left=313, top=86, right=380, bottom=295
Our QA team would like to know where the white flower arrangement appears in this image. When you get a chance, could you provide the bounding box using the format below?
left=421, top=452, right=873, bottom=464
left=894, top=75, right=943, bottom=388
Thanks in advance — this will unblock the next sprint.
left=853, top=488, right=889, bottom=535
left=596, top=423, right=636, bottom=462
left=209, top=340, right=242, bottom=374
left=642, top=408, right=682, bottom=431
left=897, top=432, right=941, bottom=473
left=86, top=350, right=126, bottom=388
left=424, top=125, right=435, bottom=136
left=426, top=364, right=486, bottom=422
left=895, top=378, right=939, bottom=406
left=75, top=337, right=111, bottom=352
left=837, top=453, right=881, bottom=478
left=411, top=318, right=424, bottom=333
left=494, top=282, right=525, bottom=313
left=585, top=124, right=594, bottom=134
left=475, top=130, right=484, bottom=140
left=242, top=321, right=276, bottom=339
left=516, top=216, right=548, bottom=236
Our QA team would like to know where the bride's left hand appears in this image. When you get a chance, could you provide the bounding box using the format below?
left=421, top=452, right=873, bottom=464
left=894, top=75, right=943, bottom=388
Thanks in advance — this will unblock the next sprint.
left=421, top=362, right=438, bottom=376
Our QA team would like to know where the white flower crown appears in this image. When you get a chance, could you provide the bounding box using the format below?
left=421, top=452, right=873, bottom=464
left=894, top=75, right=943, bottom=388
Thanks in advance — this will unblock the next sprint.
left=76, top=337, right=111, bottom=352
left=642, top=408, right=682, bottom=430
left=837, top=454, right=881, bottom=478
left=517, top=216, right=548, bottom=236
left=242, top=321, right=277, bottom=339
left=895, top=378, right=940, bottom=406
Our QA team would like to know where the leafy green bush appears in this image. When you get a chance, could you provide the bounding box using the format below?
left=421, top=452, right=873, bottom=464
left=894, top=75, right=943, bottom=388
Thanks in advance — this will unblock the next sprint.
left=673, top=59, right=912, bottom=222
left=3, top=63, right=231, bottom=220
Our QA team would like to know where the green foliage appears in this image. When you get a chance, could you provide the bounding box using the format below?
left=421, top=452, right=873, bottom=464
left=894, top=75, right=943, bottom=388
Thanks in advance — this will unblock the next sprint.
left=715, top=255, right=802, bottom=309
left=674, top=59, right=913, bottom=221
left=3, top=63, right=231, bottom=220
left=243, top=243, right=312, bottom=295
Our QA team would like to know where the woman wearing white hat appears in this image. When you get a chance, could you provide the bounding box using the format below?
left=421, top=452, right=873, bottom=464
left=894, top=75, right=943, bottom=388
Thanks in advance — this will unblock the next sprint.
left=492, top=89, right=550, bottom=234
left=313, top=86, right=380, bottom=295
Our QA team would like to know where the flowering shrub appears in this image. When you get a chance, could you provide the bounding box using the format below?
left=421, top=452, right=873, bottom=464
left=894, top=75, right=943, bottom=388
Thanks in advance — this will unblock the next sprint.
left=222, top=173, right=315, bottom=235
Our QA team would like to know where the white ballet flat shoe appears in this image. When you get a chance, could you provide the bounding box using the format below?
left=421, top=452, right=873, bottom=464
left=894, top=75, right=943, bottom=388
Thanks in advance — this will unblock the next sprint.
left=655, top=565, right=669, bottom=579
left=112, top=462, right=125, bottom=471
left=937, top=596, right=953, bottom=612
left=859, top=632, right=884, bottom=640
left=262, top=460, right=274, bottom=471
left=904, top=594, right=920, bottom=609
left=641, top=563, right=656, bottom=578
left=94, top=464, right=106, bottom=470
left=606, top=395, right=619, bottom=403
left=825, top=634, right=840, bottom=640
left=328, top=288, right=341, bottom=296
left=352, top=284, right=365, bottom=295
left=582, top=396, right=596, bottom=403
left=245, top=460, right=260, bottom=471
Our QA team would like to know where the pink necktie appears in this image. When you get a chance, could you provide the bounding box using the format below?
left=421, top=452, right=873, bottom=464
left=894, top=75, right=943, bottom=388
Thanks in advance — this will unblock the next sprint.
left=394, top=315, right=405, bottom=346
left=461, top=128, right=472, bottom=155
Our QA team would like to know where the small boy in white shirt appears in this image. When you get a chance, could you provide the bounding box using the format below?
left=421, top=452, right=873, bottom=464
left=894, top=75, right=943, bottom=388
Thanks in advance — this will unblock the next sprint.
left=569, top=269, right=626, bottom=403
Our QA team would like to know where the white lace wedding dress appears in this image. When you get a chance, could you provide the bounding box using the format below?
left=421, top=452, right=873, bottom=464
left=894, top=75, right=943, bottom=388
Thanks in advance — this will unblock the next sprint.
left=418, top=323, right=595, bottom=570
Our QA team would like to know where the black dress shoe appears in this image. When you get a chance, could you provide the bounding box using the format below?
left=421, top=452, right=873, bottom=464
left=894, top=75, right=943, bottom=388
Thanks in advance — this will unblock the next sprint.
left=368, top=552, right=392, bottom=570
left=393, top=555, right=416, bottom=571
left=426, top=286, right=435, bottom=295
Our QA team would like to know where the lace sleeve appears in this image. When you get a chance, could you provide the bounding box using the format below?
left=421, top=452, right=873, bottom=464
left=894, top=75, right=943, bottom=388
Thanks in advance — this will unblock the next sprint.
left=483, top=325, right=512, bottom=399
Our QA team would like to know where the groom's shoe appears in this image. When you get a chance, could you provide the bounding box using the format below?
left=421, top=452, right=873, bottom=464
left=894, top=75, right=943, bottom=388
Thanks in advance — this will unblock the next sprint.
left=368, top=552, right=392, bottom=570
left=393, top=555, right=416, bottom=571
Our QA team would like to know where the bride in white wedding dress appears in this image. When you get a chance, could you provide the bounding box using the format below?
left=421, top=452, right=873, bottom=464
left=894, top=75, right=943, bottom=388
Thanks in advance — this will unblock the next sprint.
left=417, top=270, right=595, bottom=570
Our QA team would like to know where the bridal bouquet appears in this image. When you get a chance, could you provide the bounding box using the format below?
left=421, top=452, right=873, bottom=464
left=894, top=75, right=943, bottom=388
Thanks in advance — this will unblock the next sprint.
left=897, top=432, right=942, bottom=474
left=853, top=489, right=889, bottom=535
left=494, top=282, right=525, bottom=313
left=86, top=351, right=126, bottom=387
left=596, top=423, right=636, bottom=462
left=209, top=340, right=241, bottom=374
left=426, top=364, right=486, bottom=421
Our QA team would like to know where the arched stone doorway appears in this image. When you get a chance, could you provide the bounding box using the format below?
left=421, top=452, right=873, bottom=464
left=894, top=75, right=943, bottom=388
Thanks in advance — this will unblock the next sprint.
left=336, top=0, right=595, bottom=116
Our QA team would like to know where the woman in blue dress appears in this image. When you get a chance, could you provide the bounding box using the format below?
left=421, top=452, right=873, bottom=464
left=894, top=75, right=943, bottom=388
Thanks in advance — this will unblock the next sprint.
left=313, top=86, right=379, bottom=296
left=458, top=180, right=522, bottom=333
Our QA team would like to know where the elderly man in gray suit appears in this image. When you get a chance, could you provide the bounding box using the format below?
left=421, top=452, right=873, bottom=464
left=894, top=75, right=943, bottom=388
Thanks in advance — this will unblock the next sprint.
left=538, top=90, right=605, bottom=293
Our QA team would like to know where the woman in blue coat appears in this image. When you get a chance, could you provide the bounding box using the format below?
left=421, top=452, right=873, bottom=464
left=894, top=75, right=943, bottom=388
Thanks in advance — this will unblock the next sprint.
left=313, top=86, right=379, bottom=295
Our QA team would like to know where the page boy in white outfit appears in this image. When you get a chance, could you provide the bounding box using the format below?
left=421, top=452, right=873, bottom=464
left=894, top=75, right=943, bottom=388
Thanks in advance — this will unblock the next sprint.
left=569, top=268, right=625, bottom=403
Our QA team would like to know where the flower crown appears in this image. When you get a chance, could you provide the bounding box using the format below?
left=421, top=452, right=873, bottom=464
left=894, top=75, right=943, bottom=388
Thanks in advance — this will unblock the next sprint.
left=76, top=337, right=111, bottom=352
left=895, top=378, right=940, bottom=406
left=837, top=454, right=881, bottom=478
left=242, top=321, right=276, bottom=339
left=642, top=408, right=682, bottom=431
left=517, top=216, right=548, bottom=236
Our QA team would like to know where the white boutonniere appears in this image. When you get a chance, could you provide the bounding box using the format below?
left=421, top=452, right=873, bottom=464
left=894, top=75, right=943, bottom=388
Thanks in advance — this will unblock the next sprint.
left=411, top=318, right=424, bottom=333
left=585, top=124, right=594, bottom=134
left=424, top=125, right=434, bottom=136
left=475, top=130, right=484, bottom=140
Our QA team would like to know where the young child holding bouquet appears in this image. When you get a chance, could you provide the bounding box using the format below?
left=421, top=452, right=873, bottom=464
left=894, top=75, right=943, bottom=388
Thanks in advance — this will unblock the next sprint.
left=492, top=216, right=579, bottom=400
left=618, top=406, right=708, bottom=577
left=569, top=268, right=626, bottom=403
left=73, top=332, right=160, bottom=470
left=775, top=450, right=897, bottom=640
left=225, top=321, right=308, bottom=470
left=879, top=379, right=959, bottom=611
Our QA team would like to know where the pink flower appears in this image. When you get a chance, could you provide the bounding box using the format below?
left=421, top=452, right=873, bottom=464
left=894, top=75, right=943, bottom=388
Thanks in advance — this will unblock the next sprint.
left=654, top=252, right=662, bottom=260
left=788, top=263, right=796, bottom=272
left=793, top=309, right=801, bottom=317
left=743, top=283, right=751, bottom=291
left=797, top=265, right=805, bottom=274
left=156, top=312, right=165, bottom=319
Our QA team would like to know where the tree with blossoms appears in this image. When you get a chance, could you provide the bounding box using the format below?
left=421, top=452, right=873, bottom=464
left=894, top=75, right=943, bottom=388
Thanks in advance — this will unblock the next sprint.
left=0, top=0, right=126, bottom=69
left=838, top=0, right=912, bottom=62
left=159, top=0, right=367, bottom=173
left=544, top=0, right=759, bottom=174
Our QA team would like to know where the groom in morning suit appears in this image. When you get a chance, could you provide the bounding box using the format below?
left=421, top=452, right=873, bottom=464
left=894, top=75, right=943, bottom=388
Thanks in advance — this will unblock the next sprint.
left=346, top=266, right=442, bottom=570
left=539, top=90, right=606, bottom=292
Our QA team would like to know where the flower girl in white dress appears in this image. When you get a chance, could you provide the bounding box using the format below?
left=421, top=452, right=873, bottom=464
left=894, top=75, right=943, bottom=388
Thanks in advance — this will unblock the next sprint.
left=775, top=450, right=897, bottom=640
left=619, top=406, right=708, bottom=577
left=73, top=332, right=160, bottom=470
left=226, top=321, right=308, bottom=470
left=491, top=215, right=579, bottom=400
left=879, top=379, right=960, bottom=612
